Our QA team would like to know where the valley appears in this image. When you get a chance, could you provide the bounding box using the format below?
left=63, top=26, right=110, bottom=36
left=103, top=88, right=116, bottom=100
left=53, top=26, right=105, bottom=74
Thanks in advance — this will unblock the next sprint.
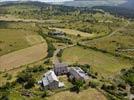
left=0, top=1, right=133, bottom=100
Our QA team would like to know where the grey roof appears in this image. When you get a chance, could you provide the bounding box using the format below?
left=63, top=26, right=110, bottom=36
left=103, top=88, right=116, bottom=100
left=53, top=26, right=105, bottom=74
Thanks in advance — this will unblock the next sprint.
left=71, top=67, right=89, bottom=79
left=42, top=70, right=59, bottom=86
left=54, top=63, right=68, bottom=68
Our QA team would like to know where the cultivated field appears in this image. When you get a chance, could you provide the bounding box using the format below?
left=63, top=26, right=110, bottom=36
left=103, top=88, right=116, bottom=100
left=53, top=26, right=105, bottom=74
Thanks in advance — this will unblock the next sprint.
left=0, top=29, right=44, bottom=56
left=46, top=88, right=107, bottom=100
left=61, top=46, right=132, bottom=76
left=26, top=35, right=45, bottom=45
left=52, top=28, right=94, bottom=37
left=0, top=42, right=47, bottom=71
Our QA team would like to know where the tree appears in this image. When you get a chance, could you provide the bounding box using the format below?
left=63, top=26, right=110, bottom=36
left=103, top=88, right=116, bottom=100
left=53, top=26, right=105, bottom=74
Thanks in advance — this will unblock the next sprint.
left=71, top=80, right=84, bottom=93
left=89, top=80, right=99, bottom=88
left=130, top=87, right=134, bottom=94
left=16, top=72, right=32, bottom=84
left=16, top=71, right=36, bottom=89
left=77, top=34, right=81, bottom=37
left=41, top=91, right=49, bottom=98
left=0, top=95, right=9, bottom=100
left=24, top=78, right=36, bottom=89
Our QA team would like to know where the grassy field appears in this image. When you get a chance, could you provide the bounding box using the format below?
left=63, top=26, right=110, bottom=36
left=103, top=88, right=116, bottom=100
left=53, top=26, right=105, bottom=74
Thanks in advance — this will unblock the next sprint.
left=0, top=21, right=39, bottom=31
left=0, top=42, right=47, bottom=72
left=61, top=46, right=132, bottom=77
left=0, top=29, right=45, bottom=56
left=46, top=88, right=107, bottom=100
left=84, top=22, right=134, bottom=58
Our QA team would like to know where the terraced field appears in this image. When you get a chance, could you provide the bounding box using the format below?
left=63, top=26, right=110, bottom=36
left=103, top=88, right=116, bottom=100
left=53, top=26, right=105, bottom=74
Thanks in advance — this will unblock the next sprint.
left=0, top=42, right=47, bottom=71
left=0, top=29, right=44, bottom=56
left=0, top=27, right=48, bottom=72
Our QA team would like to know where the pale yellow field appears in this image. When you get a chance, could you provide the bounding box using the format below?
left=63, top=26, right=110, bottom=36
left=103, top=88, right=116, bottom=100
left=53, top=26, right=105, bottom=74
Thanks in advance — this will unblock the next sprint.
left=26, top=35, right=45, bottom=45
left=46, top=88, right=107, bottom=100
left=0, top=42, right=48, bottom=71
left=52, top=28, right=93, bottom=37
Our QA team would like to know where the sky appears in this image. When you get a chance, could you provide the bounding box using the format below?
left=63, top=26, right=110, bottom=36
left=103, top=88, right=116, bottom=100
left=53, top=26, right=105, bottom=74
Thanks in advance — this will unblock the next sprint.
left=0, top=0, right=73, bottom=2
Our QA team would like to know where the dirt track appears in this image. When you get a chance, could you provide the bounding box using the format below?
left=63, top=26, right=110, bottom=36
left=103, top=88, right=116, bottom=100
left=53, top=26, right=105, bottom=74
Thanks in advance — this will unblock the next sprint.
left=0, top=43, right=47, bottom=71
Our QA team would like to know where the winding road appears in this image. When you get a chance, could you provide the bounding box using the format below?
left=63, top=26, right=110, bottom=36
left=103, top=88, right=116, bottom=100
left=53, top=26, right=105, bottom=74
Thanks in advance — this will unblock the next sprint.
left=52, top=44, right=76, bottom=65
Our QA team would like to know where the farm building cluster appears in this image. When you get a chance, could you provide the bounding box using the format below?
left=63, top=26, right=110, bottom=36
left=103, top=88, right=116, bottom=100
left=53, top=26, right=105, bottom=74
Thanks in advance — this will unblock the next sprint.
left=38, top=63, right=89, bottom=90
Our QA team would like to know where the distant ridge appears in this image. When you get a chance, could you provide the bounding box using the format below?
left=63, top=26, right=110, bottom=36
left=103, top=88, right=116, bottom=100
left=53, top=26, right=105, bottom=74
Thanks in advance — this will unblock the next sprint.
left=119, top=0, right=134, bottom=10
left=62, top=0, right=127, bottom=7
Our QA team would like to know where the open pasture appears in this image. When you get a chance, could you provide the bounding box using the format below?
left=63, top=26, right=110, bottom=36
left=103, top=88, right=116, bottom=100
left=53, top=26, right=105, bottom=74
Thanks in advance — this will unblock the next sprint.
left=61, top=46, right=132, bottom=76
left=46, top=88, right=107, bottom=100
left=84, top=22, right=134, bottom=58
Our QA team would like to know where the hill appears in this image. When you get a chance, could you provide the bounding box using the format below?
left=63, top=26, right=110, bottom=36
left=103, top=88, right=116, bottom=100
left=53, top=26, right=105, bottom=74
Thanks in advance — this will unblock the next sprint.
left=0, top=1, right=133, bottom=100
left=0, top=1, right=102, bottom=20
left=119, top=0, right=134, bottom=10
left=92, top=6, right=134, bottom=18
left=62, top=0, right=127, bottom=7
left=62, top=0, right=134, bottom=18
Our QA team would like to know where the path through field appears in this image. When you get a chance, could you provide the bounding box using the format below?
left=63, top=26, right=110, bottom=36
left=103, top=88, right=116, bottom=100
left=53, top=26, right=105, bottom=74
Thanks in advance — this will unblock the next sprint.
left=0, top=42, right=47, bottom=71
left=52, top=44, right=76, bottom=64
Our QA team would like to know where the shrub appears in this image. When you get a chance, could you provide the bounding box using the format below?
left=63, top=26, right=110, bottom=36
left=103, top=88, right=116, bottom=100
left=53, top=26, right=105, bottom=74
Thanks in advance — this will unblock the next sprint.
left=0, top=82, right=16, bottom=91
left=121, top=67, right=134, bottom=86
left=41, top=91, right=49, bottom=98
left=16, top=72, right=32, bottom=84
left=24, top=78, right=36, bottom=89
left=71, top=80, right=84, bottom=93
left=3, top=73, right=8, bottom=78
left=77, top=34, right=81, bottom=37
left=130, top=87, right=134, bottom=94
left=16, top=72, right=36, bottom=89
left=44, top=59, right=50, bottom=64
left=7, top=74, right=12, bottom=80
left=47, top=40, right=56, bottom=58
left=0, top=95, right=9, bottom=100
left=57, top=49, right=63, bottom=57
left=25, top=66, right=45, bottom=73
left=118, top=83, right=126, bottom=90
left=89, top=80, right=100, bottom=88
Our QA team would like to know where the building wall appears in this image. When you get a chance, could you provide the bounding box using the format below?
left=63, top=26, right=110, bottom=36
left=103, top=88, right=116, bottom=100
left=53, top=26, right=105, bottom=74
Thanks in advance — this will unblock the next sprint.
left=48, top=81, right=59, bottom=90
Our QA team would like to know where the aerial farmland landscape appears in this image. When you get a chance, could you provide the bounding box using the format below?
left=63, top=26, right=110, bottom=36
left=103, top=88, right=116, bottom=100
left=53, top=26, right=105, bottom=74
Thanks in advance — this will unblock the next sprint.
left=0, top=0, right=134, bottom=100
